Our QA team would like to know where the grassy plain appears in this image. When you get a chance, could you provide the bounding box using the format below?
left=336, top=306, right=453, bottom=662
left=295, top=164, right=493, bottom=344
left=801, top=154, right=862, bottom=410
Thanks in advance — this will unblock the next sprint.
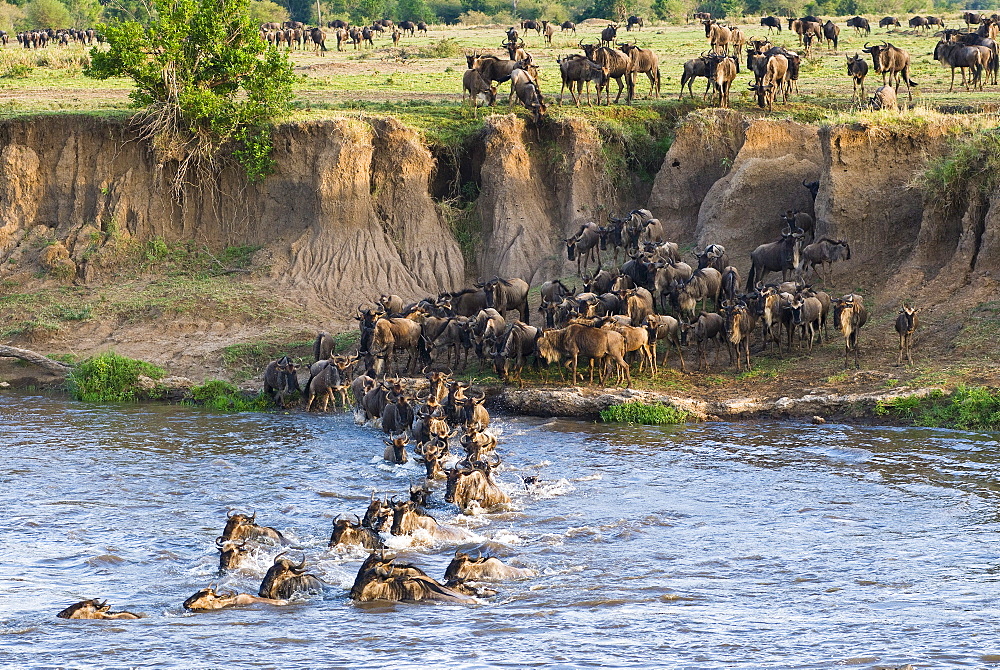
left=0, top=17, right=997, bottom=125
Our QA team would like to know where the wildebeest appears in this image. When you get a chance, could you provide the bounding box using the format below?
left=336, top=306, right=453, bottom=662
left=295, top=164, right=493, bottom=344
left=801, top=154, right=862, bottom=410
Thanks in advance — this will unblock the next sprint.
left=846, top=16, right=870, bottom=35
left=580, top=42, right=632, bottom=104
left=788, top=295, right=823, bottom=352
left=536, top=323, right=631, bottom=386
left=482, top=276, right=529, bottom=323
left=760, top=16, right=782, bottom=33
left=183, top=588, right=287, bottom=611
left=566, top=221, right=603, bottom=274
left=216, top=536, right=249, bottom=571
left=258, top=554, right=324, bottom=599
left=561, top=21, right=576, bottom=33
left=618, top=43, right=661, bottom=100
left=679, top=55, right=712, bottom=99
left=57, top=600, right=142, bottom=620
left=879, top=16, right=900, bottom=29
left=862, top=41, right=915, bottom=100
left=822, top=20, right=839, bottom=50
left=445, top=461, right=511, bottom=512
left=799, top=238, right=851, bottom=282
left=847, top=53, right=869, bottom=100
left=745, top=228, right=803, bottom=290
left=417, top=21, right=428, bottom=33
left=509, top=65, right=546, bottom=123
left=221, top=510, right=287, bottom=545
left=304, top=359, right=344, bottom=412
left=722, top=301, right=753, bottom=371
left=445, top=551, right=538, bottom=581
left=895, top=305, right=919, bottom=366
left=382, top=433, right=410, bottom=464
left=782, top=210, right=814, bottom=243
left=328, top=515, right=385, bottom=551
left=263, top=355, right=300, bottom=407
left=934, top=39, right=987, bottom=91
left=908, top=15, right=929, bottom=31
left=747, top=53, right=787, bottom=110
left=400, top=20, right=415, bottom=36
left=521, top=19, right=541, bottom=34
left=869, top=84, right=898, bottom=110
left=671, top=267, right=722, bottom=320
left=644, top=314, right=686, bottom=372
left=704, top=20, right=732, bottom=55
left=543, top=20, right=555, bottom=44
left=626, top=15, right=643, bottom=31
left=600, top=23, right=618, bottom=47
left=706, top=53, right=737, bottom=108
left=684, top=311, right=727, bottom=370
left=309, top=27, right=327, bottom=53
left=349, top=553, right=477, bottom=604
left=834, top=293, right=869, bottom=368
left=463, top=68, right=498, bottom=112
left=965, top=11, right=982, bottom=28
left=389, top=499, right=475, bottom=541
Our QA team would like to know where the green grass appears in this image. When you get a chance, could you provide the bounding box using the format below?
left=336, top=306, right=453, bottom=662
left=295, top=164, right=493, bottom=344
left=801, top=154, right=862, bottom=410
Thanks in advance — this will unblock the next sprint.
left=67, top=351, right=166, bottom=402
left=876, top=386, right=1000, bottom=431
left=185, top=379, right=272, bottom=411
left=600, top=400, right=690, bottom=425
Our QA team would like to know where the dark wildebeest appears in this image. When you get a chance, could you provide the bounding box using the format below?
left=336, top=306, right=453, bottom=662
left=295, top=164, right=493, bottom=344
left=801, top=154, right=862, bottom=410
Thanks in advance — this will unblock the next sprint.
left=400, top=20, right=415, bottom=36
left=309, top=27, right=327, bottom=52
left=258, top=554, right=324, bottom=599
left=313, top=330, right=335, bottom=361
left=683, top=311, right=727, bottom=370
left=216, top=536, right=250, bottom=572
left=679, top=54, right=713, bottom=99
left=847, top=54, right=869, bottom=99
left=799, top=238, right=851, bottom=282
left=644, top=314, right=687, bottom=372
left=626, top=15, right=643, bottom=31
left=566, top=221, right=603, bottom=274
left=846, top=16, right=870, bottom=35
left=934, top=39, right=987, bottom=91
left=482, top=276, right=529, bottom=323
left=833, top=293, right=869, bottom=368
left=521, top=19, right=541, bottom=34
left=788, top=295, right=823, bottom=352
left=822, top=20, right=839, bottom=50
left=895, top=305, right=919, bottom=366
left=908, top=15, right=929, bottom=31
left=390, top=499, right=475, bottom=542
left=263, top=355, right=300, bottom=407
left=417, top=21, right=428, bottom=33
left=349, top=553, right=477, bottom=604
left=760, top=16, right=782, bottom=33
left=600, top=23, right=618, bottom=48
left=879, top=16, right=900, bottom=29
left=445, top=551, right=538, bottom=581
left=57, top=600, right=142, bottom=620
left=745, top=228, right=803, bottom=290
left=747, top=52, right=788, bottom=110
left=561, top=21, right=576, bottom=33
left=782, top=210, right=814, bottom=243
left=328, top=515, right=384, bottom=551
left=721, top=301, right=753, bottom=371
left=493, top=321, right=540, bottom=385
left=965, top=11, right=982, bottom=29
left=862, top=41, right=916, bottom=100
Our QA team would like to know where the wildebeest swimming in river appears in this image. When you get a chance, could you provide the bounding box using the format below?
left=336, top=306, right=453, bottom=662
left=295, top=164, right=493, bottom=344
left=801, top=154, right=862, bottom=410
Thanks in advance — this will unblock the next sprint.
left=56, top=599, right=142, bottom=620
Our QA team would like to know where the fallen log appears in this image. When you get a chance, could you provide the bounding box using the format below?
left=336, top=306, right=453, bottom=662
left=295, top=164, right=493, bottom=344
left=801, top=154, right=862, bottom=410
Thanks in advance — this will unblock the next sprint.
left=0, top=345, right=73, bottom=377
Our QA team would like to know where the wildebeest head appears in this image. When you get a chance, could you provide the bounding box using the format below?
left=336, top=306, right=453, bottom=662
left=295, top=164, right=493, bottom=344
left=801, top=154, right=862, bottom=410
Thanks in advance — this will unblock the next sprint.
left=383, top=433, right=410, bottom=464
left=222, top=509, right=255, bottom=540
left=362, top=494, right=393, bottom=531
left=56, top=599, right=111, bottom=619
left=216, top=536, right=249, bottom=571
left=329, top=514, right=384, bottom=551
left=183, top=588, right=239, bottom=612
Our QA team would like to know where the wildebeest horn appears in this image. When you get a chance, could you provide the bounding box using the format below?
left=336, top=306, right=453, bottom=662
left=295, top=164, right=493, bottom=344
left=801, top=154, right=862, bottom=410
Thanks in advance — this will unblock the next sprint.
left=354, top=514, right=362, bottom=525
left=249, top=510, right=256, bottom=523
left=227, top=509, right=236, bottom=519
left=295, top=555, right=307, bottom=572
left=215, top=536, right=225, bottom=547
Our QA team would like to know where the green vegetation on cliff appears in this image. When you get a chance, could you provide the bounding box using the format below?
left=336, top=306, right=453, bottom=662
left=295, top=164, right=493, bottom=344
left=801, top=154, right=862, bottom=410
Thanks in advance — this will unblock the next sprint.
left=67, top=351, right=165, bottom=402
left=876, top=386, right=1000, bottom=432
left=600, top=400, right=690, bottom=425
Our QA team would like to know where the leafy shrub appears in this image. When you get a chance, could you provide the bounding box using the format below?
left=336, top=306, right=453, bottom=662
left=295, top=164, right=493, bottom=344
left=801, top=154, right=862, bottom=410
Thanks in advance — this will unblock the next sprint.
left=600, top=401, right=689, bottom=425
left=876, top=387, right=1000, bottom=431
left=186, top=379, right=270, bottom=411
left=68, top=351, right=166, bottom=402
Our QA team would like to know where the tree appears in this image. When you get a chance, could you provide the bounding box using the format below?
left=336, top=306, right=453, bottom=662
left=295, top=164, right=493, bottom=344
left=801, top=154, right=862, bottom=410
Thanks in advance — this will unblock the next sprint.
left=247, top=0, right=289, bottom=23
left=86, top=0, right=294, bottom=190
left=23, top=0, right=70, bottom=28
left=397, top=0, right=433, bottom=20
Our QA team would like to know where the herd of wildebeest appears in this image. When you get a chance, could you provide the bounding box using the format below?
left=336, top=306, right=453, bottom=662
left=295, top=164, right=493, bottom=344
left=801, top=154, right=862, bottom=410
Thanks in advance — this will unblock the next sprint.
left=454, top=10, right=1000, bottom=121
left=60, top=363, right=539, bottom=617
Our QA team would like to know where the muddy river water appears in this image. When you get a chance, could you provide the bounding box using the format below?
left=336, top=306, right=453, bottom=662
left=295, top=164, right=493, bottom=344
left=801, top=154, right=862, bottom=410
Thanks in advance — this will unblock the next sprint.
left=1, top=395, right=999, bottom=669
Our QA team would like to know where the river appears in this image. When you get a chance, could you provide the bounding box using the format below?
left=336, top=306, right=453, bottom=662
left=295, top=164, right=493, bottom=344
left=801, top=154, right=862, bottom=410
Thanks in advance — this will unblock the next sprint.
left=1, top=395, right=998, bottom=669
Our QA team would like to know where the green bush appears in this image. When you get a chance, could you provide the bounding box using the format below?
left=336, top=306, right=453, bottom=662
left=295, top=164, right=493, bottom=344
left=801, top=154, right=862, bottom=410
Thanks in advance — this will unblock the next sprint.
left=67, top=351, right=166, bottom=402
left=600, top=401, right=689, bottom=425
left=186, top=379, right=270, bottom=411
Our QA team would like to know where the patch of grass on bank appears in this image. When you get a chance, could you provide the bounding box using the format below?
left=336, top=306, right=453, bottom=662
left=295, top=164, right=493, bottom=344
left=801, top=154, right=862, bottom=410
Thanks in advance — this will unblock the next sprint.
left=600, top=400, right=689, bottom=425
left=185, top=379, right=270, bottom=411
left=67, top=351, right=165, bottom=402
left=915, top=128, right=1000, bottom=211
left=876, top=386, right=1000, bottom=431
